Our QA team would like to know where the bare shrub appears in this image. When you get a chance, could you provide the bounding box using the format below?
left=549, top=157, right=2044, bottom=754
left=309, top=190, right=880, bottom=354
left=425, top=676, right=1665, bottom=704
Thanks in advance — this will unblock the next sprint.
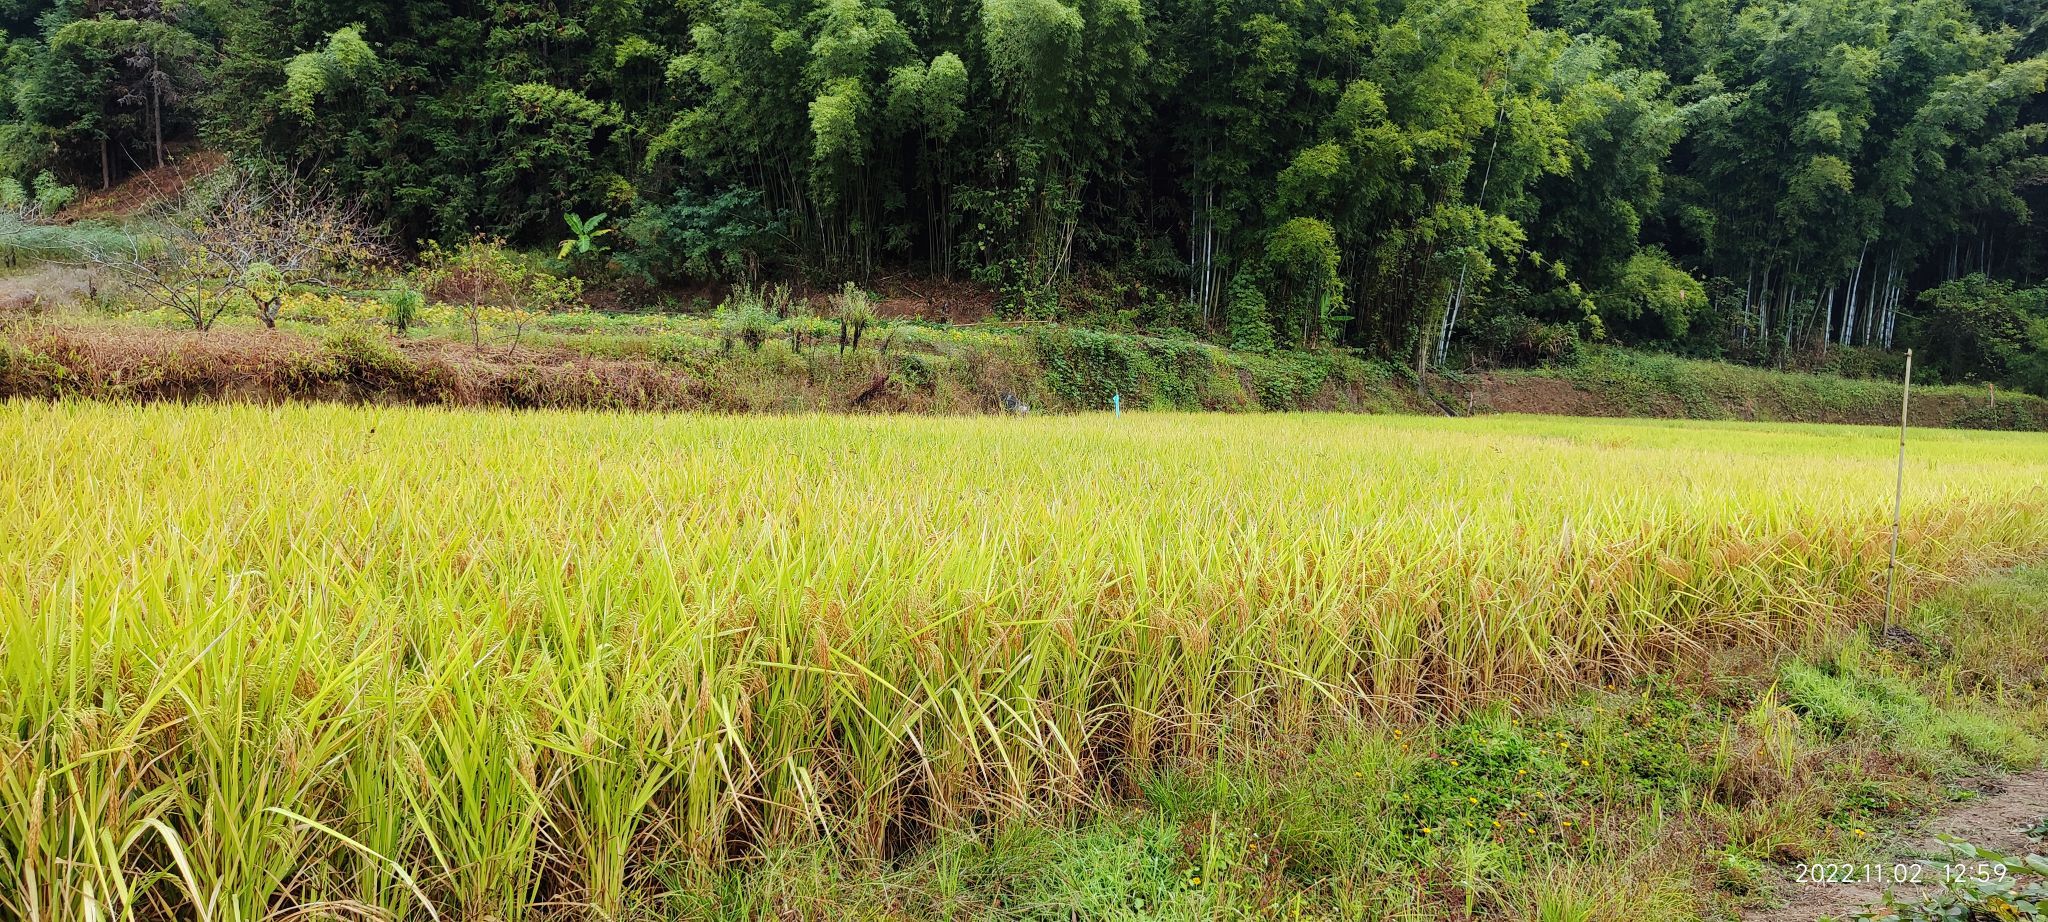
left=93, top=172, right=382, bottom=331
left=413, top=236, right=581, bottom=352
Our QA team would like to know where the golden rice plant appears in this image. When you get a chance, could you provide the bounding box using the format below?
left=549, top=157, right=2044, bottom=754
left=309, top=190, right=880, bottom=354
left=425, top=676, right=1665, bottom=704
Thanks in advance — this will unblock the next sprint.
left=2, top=402, right=2044, bottom=919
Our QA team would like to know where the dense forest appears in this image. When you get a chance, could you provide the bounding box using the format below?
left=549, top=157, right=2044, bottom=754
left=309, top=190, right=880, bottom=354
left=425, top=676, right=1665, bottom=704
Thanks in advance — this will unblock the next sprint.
left=3, top=0, right=2047, bottom=390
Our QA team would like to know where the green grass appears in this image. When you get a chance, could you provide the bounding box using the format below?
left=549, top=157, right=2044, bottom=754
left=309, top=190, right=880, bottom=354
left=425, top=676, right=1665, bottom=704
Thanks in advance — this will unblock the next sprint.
left=1523, top=348, right=2044, bottom=429
left=2, top=404, right=2046, bottom=920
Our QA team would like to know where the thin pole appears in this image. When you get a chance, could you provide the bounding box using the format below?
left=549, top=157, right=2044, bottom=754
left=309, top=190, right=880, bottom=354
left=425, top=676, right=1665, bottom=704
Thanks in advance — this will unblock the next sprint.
left=1883, top=349, right=1913, bottom=631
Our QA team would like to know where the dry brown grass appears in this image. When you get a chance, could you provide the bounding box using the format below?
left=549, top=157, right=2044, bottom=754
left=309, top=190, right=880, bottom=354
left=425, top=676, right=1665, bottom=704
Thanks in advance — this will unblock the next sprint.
left=5, top=320, right=2043, bottom=429
left=55, top=149, right=229, bottom=222
left=1, top=324, right=755, bottom=411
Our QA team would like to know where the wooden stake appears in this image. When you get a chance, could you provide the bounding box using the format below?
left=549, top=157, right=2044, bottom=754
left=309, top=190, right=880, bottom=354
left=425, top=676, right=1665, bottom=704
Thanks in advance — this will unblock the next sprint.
left=1883, top=349, right=1913, bottom=631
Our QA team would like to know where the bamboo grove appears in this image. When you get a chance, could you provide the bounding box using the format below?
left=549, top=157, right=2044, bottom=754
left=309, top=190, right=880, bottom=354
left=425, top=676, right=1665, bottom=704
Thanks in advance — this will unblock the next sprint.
left=3, top=0, right=2048, bottom=381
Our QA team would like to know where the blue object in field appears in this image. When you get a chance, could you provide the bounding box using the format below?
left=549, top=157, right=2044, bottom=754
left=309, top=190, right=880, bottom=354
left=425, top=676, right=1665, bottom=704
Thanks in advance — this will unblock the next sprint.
left=1113, top=393, right=1121, bottom=416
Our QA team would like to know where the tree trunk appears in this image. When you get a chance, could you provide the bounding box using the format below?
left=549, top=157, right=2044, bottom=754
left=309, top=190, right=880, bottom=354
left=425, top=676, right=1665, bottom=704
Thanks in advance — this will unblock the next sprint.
left=1756, top=263, right=1772, bottom=346
left=1843, top=243, right=1867, bottom=346
left=1436, top=268, right=1468, bottom=366
left=1782, top=269, right=1798, bottom=365
left=1413, top=263, right=1441, bottom=386
left=1413, top=304, right=1435, bottom=390
left=1740, top=261, right=1754, bottom=342
left=152, top=82, right=164, bottom=169
left=1820, top=285, right=1834, bottom=351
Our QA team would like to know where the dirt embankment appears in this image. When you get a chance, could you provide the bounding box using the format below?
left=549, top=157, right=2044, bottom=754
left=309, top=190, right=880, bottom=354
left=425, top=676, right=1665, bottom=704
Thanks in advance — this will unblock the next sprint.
left=1452, top=361, right=2045, bottom=431
left=2, top=324, right=763, bottom=412
left=55, top=149, right=228, bottom=222
left=3, top=319, right=2040, bottom=429
left=0, top=321, right=1075, bottom=414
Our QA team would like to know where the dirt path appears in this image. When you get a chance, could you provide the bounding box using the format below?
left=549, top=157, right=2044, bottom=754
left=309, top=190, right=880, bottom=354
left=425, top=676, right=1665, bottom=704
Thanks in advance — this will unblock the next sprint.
left=1745, top=771, right=2048, bottom=922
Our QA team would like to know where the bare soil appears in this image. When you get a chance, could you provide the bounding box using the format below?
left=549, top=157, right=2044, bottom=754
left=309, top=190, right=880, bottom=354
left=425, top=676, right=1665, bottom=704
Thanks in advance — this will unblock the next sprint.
left=57, top=149, right=227, bottom=222
left=1745, top=771, right=2048, bottom=922
left=871, top=274, right=998, bottom=323
left=1465, top=374, right=1622, bottom=418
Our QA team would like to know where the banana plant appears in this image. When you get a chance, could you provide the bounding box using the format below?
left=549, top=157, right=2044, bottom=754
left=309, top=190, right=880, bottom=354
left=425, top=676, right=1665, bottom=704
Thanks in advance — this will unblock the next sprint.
left=558, top=212, right=613, bottom=261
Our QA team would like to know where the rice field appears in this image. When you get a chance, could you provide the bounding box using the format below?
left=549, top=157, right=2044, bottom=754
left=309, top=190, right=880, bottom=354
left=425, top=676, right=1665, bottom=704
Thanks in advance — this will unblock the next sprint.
left=3, top=401, right=2046, bottom=920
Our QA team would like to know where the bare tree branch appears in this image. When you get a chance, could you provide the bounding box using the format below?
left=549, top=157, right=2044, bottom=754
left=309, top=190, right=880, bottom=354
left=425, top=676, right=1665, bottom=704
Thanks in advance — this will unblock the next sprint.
left=90, top=171, right=384, bottom=331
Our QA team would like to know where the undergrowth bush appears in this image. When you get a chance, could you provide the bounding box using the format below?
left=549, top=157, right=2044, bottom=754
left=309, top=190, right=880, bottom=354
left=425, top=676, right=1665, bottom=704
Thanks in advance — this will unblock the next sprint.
left=0, top=335, right=71, bottom=395
left=319, top=326, right=417, bottom=390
